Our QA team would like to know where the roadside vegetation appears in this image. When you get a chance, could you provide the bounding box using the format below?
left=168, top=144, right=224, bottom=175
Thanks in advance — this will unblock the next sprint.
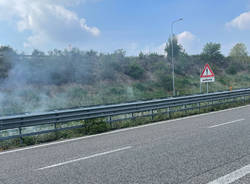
left=1, top=37, right=250, bottom=150
left=1, top=95, right=249, bottom=151
left=0, top=38, right=250, bottom=116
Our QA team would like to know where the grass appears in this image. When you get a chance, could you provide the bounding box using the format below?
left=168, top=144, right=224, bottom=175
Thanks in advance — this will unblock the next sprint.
left=1, top=96, right=249, bottom=151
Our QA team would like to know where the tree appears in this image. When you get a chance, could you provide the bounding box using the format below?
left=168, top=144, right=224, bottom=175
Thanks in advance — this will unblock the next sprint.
left=229, top=43, right=248, bottom=63
left=139, top=52, right=145, bottom=59
left=165, top=35, right=183, bottom=59
left=0, top=46, right=15, bottom=78
left=114, top=49, right=126, bottom=58
left=32, top=49, right=45, bottom=57
left=201, top=42, right=224, bottom=65
left=0, top=46, right=16, bottom=56
left=125, top=62, right=145, bottom=79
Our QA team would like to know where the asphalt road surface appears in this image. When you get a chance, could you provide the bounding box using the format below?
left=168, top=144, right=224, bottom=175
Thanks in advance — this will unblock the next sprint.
left=1, top=105, right=250, bottom=184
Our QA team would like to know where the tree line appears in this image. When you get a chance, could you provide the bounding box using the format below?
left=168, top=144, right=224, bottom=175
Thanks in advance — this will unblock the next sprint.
left=0, top=37, right=249, bottom=91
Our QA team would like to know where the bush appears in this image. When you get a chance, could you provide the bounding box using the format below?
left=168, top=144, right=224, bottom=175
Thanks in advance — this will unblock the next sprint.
left=226, top=66, right=237, bottom=75
left=85, top=119, right=109, bottom=134
left=218, top=77, right=228, bottom=85
left=155, top=71, right=172, bottom=91
left=134, top=83, right=147, bottom=91
left=226, top=62, right=243, bottom=75
left=125, top=62, right=145, bottom=79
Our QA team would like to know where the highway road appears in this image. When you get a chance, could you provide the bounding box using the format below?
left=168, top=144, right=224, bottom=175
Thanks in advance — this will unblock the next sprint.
left=0, top=105, right=250, bottom=184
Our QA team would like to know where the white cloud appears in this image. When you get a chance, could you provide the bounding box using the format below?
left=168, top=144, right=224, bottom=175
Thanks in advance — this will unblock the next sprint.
left=226, top=11, right=250, bottom=30
left=177, top=31, right=195, bottom=50
left=177, top=31, right=195, bottom=45
left=154, top=43, right=166, bottom=55
left=0, top=0, right=100, bottom=49
left=176, top=31, right=201, bottom=54
left=133, top=31, right=200, bottom=56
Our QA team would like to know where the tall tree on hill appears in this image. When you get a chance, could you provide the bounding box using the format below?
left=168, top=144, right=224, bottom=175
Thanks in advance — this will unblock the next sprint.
left=165, top=35, right=183, bottom=60
left=229, top=43, right=248, bottom=63
left=201, top=42, right=224, bottom=65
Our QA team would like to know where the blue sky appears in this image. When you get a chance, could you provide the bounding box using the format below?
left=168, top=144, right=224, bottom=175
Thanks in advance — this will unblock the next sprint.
left=0, top=0, right=250, bottom=55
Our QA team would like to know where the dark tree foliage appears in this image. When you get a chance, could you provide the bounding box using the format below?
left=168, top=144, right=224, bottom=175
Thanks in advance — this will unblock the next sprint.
left=0, top=46, right=16, bottom=79
left=229, top=43, right=248, bottom=64
left=165, top=35, right=183, bottom=59
left=201, top=42, right=224, bottom=65
left=124, top=62, right=144, bottom=79
left=32, top=49, right=45, bottom=56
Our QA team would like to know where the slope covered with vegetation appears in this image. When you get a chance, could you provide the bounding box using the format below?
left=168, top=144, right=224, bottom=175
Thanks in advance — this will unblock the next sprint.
left=0, top=38, right=250, bottom=116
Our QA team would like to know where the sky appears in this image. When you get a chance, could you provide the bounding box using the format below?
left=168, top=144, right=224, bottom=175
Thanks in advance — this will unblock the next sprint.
left=0, top=0, right=250, bottom=56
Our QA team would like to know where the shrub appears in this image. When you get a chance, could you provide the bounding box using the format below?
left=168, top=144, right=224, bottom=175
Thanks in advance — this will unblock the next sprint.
left=226, top=61, right=245, bottom=75
left=134, top=83, right=147, bottom=91
left=226, top=65, right=237, bottom=75
left=155, top=71, right=172, bottom=91
left=125, top=62, right=145, bottom=79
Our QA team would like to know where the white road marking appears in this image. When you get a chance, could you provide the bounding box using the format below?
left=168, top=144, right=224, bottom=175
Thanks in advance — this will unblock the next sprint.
left=208, top=119, right=245, bottom=128
left=1, top=104, right=250, bottom=156
left=207, top=164, right=250, bottom=184
left=36, top=146, right=132, bottom=171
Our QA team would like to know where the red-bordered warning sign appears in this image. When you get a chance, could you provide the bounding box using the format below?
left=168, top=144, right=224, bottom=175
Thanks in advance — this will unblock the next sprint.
left=200, top=64, right=215, bottom=83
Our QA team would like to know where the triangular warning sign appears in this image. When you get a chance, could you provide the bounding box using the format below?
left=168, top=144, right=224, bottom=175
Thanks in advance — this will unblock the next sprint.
left=200, top=64, right=215, bottom=78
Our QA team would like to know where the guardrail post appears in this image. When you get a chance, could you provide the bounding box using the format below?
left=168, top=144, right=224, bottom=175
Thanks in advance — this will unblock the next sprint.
left=54, top=122, right=58, bottom=138
left=132, top=112, right=135, bottom=119
left=167, top=107, right=170, bottom=118
left=168, top=107, right=171, bottom=119
left=198, top=102, right=200, bottom=113
left=151, top=110, right=154, bottom=120
left=108, top=116, right=112, bottom=128
left=19, top=127, right=23, bottom=144
left=84, top=120, right=88, bottom=134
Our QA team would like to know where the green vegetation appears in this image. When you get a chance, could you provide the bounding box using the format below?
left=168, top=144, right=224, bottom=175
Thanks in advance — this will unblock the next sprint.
left=0, top=38, right=250, bottom=116
left=1, top=96, right=250, bottom=151
left=1, top=37, right=250, bottom=150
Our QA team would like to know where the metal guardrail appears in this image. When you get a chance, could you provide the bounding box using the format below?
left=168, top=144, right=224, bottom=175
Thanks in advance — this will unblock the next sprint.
left=1, top=88, right=250, bottom=141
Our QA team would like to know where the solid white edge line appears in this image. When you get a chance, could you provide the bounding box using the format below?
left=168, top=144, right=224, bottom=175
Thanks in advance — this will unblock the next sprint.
left=208, top=119, right=245, bottom=128
left=207, top=164, right=250, bottom=184
left=1, top=104, right=250, bottom=156
left=36, top=146, right=132, bottom=171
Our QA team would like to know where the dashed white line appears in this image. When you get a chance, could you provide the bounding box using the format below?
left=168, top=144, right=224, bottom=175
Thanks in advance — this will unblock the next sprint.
left=207, top=164, right=250, bottom=184
left=208, top=119, right=245, bottom=129
left=36, top=146, right=132, bottom=171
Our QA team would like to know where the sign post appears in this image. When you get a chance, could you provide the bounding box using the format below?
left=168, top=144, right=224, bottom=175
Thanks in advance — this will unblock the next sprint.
left=200, top=64, right=215, bottom=93
left=200, top=68, right=202, bottom=93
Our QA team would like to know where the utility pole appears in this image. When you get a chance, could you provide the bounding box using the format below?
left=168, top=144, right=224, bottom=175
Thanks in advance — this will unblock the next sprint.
left=171, top=18, right=183, bottom=96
